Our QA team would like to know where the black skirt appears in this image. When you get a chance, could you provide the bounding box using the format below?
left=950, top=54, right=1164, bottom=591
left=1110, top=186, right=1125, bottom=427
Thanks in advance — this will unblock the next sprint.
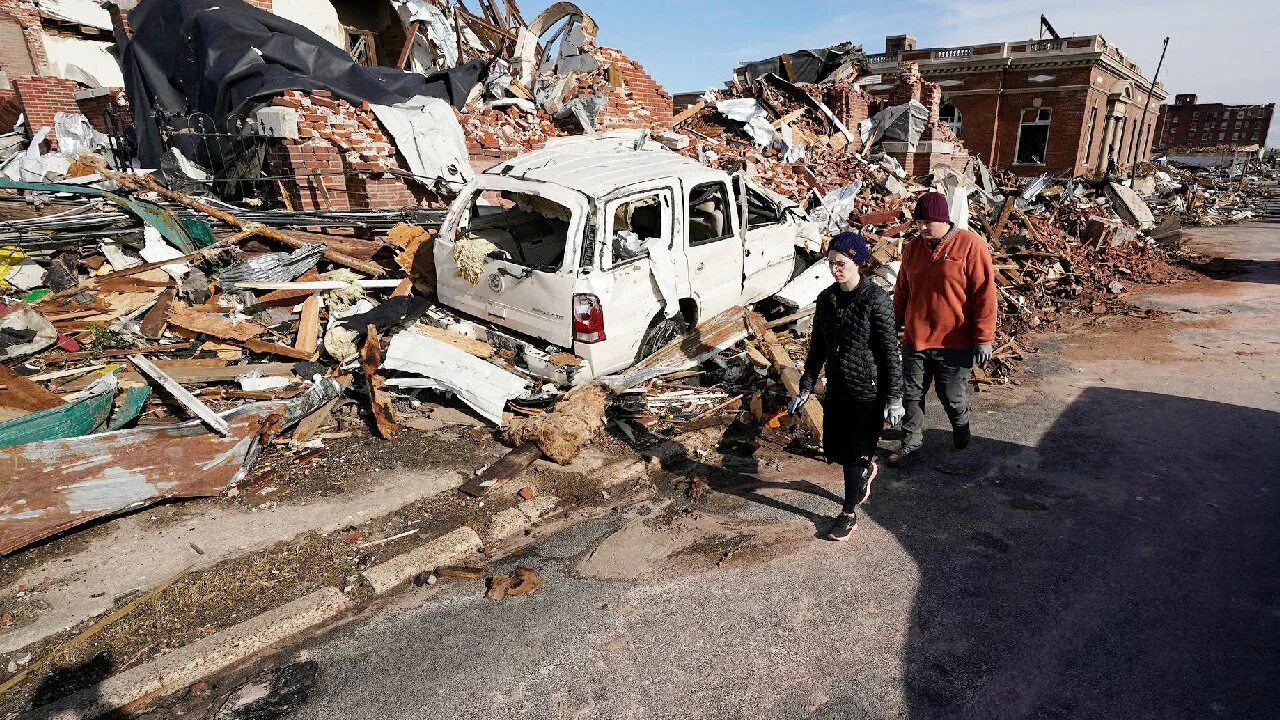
left=821, top=398, right=885, bottom=465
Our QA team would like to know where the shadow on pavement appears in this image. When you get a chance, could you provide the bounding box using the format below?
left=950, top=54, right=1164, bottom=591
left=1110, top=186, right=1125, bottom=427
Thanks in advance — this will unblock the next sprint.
left=863, top=386, right=1280, bottom=719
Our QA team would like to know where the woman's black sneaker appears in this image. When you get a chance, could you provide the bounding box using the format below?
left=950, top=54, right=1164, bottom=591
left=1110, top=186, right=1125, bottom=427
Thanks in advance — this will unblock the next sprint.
left=953, top=424, right=971, bottom=449
left=826, top=513, right=857, bottom=541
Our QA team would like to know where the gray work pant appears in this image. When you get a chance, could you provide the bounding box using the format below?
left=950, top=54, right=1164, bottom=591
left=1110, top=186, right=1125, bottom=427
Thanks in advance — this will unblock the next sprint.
left=901, top=345, right=973, bottom=451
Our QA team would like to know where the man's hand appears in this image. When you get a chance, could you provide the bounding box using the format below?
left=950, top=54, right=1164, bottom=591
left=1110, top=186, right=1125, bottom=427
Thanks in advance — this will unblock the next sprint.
left=974, top=344, right=993, bottom=365
left=885, top=398, right=905, bottom=427
left=787, top=391, right=811, bottom=415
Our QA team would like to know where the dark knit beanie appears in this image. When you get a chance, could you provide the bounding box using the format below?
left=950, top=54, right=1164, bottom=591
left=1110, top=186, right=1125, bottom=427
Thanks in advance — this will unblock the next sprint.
left=829, top=232, right=871, bottom=265
left=914, top=191, right=951, bottom=223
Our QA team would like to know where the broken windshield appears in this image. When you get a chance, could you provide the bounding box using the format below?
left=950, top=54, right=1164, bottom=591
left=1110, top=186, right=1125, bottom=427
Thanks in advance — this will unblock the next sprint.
left=465, top=191, right=574, bottom=272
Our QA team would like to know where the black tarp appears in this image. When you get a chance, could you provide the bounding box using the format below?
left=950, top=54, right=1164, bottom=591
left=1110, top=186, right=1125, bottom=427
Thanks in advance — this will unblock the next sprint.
left=736, top=43, right=863, bottom=85
left=118, top=0, right=485, bottom=169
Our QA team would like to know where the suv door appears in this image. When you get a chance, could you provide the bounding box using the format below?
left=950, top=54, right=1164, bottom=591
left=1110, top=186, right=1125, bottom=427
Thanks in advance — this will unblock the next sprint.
left=683, top=179, right=743, bottom=320
left=735, top=175, right=799, bottom=302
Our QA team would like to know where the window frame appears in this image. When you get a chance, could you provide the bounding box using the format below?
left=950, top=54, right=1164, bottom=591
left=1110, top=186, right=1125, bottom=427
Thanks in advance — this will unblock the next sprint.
left=1013, top=106, right=1052, bottom=166
left=685, top=181, right=736, bottom=248
left=601, top=188, right=673, bottom=270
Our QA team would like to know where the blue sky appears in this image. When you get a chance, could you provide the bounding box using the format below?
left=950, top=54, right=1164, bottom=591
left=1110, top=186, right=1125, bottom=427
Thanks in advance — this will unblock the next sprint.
left=584, top=0, right=1279, bottom=107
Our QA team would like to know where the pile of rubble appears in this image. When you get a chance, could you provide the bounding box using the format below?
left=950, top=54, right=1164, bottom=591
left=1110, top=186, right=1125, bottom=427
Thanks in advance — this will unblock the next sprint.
left=1135, top=159, right=1279, bottom=226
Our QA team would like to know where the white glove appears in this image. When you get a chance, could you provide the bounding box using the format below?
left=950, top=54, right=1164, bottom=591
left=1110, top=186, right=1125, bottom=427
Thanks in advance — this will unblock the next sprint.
left=787, top=391, right=811, bottom=415
left=974, top=344, right=993, bottom=365
left=885, top=398, right=905, bottom=427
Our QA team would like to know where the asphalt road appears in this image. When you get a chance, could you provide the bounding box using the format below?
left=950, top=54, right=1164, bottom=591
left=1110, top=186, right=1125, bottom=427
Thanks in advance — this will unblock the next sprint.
left=201, top=223, right=1280, bottom=720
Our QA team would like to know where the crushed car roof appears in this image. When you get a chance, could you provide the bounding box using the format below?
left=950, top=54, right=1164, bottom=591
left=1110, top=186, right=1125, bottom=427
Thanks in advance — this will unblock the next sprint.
left=484, top=131, right=721, bottom=198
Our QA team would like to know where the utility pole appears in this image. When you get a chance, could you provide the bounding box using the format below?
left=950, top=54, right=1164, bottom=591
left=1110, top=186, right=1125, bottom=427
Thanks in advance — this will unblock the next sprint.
left=1131, top=37, right=1170, bottom=184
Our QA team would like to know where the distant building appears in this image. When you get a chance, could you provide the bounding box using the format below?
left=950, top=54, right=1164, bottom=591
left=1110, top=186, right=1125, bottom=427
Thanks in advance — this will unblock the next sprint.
left=864, top=33, right=1166, bottom=176
left=1156, top=95, right=1273, bottom=150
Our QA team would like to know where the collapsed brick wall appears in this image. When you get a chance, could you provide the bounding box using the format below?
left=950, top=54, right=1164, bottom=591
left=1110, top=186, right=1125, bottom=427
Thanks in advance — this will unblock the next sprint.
left=76, top=89, right=133, bottom=135
left=593, top=46, right=673, bottom=129
left=264, top=90, right=429, bottom=211
left=0, top=88, right=21, bottom=131
left=13, top=76, right=79, bottom=148
left=0, top=0, right=48, bottom=78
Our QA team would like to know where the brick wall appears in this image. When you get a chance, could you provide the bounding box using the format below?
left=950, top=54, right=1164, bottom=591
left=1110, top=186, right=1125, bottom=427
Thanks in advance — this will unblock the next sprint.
left=0, top=88, right=20, bottom=130
left=0, top=0, right=47, bottom=78
left=264, top=90, right=428, bottom=211
left=594, top=46, right=672, bottom=127
left=13, top=76, right=80, bottom=148
left=76, top=88, right=133, bottom=134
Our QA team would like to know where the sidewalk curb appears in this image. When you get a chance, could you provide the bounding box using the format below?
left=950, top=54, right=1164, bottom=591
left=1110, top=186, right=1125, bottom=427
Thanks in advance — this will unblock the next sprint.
left=362, top=526, right=483, bottom=595
left=24, top=445, right=666, bottom=717
left=28, top=587, right=349, bottom=720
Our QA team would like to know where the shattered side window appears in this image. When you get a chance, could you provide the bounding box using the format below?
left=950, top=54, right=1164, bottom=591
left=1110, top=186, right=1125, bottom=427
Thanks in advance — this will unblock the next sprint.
left=609, top=193, right=666, bottom=266
left=687, top=182, right=733, bottom=246
left=466, top=191, right=573, bottom=272
left=743, top=184, right=783, bottom=228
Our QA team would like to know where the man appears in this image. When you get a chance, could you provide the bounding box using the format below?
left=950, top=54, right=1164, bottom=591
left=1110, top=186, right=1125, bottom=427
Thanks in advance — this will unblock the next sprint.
left=888, top=190, right=997, bottom=466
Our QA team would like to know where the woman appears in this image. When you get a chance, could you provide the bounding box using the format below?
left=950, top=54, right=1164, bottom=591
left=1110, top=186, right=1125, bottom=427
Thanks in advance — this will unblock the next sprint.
left=789, top=232, right=905, bottom=541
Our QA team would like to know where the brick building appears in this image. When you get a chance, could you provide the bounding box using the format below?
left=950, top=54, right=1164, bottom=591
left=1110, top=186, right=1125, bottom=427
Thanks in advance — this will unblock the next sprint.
left=864, top=33, right=1166, bottom=177
left=1156, top=94, right=1274, bottom=150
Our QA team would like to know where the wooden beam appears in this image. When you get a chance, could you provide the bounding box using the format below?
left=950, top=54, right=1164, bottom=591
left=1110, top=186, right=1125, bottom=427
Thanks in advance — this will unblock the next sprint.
left=243, top=338, right=317, bottom=361
left=0, top=364, right=63, bottom=413
left=396, top=20, right=421, bottom=69
left=990, top=195, right=1017, bottom=243
left=295, top=294, right=321, bottom=356
left=671, top=100, right=706, bottom=127
left=361, top=325, right=397, bottom=438
left=39, top=342, right=193, bottom=365
left=780, top=53, right=798, bottom=82
left=458, top=441, right=543, bottom=497
left=129, top=354, right=230, bottom=436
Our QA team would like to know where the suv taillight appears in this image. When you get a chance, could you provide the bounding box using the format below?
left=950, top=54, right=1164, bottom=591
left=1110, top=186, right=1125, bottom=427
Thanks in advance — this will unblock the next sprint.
left=572, top=293, right=606, bottom=344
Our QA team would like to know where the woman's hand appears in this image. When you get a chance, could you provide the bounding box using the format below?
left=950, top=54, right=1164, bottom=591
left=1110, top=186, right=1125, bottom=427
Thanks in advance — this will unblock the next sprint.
left=787, top=391, right=811, bottom=415
left=885, top=398, right=905, bottom=427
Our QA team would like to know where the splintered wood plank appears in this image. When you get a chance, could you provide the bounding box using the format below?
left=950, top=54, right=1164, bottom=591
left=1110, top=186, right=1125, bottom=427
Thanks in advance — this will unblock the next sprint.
left=167, top=303, right=267, bottom=342
left=458, top=441, right=543, bottom=497
left=0, top=364, right=63, bottom=413
left=129, top=354, right=230, bottom=435
left=361, top=325, right=397, bottom=438
left=295, top=294, right=321, bottom=355
left=139, top=288, right=174, bottom=339
left=243, top=338, right=317, bottom=361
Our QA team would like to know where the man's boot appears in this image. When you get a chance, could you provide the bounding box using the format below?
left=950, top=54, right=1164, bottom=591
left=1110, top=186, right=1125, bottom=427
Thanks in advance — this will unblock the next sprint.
left=887, top=445, right=920, bottom=467
left=953, top=424, right=971, bottom=450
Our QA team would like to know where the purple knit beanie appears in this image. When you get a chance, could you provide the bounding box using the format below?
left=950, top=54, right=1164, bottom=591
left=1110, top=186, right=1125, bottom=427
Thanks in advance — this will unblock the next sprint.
left=829, top=232, right=871, bottom=265
left=914, top=191, right=950, bottom=223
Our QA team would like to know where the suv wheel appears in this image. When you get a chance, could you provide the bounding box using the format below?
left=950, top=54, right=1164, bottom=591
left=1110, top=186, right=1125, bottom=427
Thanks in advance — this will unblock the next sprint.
left=636, top=313, right=688, bottom=362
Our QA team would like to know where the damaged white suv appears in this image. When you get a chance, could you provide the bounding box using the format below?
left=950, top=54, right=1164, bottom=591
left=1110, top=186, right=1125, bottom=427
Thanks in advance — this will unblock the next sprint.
left=433, top=131, right=820, bottom=385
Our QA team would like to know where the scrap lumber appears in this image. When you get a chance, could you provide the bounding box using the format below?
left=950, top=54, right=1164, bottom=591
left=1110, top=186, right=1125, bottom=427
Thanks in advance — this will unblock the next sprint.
left=166, top=303, right=267, bottom=342
left=139, top=288, right=174, bottom=339
left=504, top=383, right=610, bottom=465
left=38, top=343, right=193, bottom=365
left=113, top=172, right=385, bottom=276
left=415, top=324, right=495, bottom=359
left=361, top=324, right=397, bottom=438
left=61, top=361, right=296, bottom=393
left=130, top=354, right=230, bottom=436
left=671, top=100, right=707, bottom=127
left=745, top=310, right=822, bottom=440
left=0, top=379, right=340, bottom=555
left=294, top=294, right=321, bottom=355
left=396, top=20, right=421, bottom=69
left=603, top=306, right=749, bottom=389
left=459, top=441, right=543, bottom=497
left=243, top=338, right=317, bottom=361
left=990, top=195, right=1017, bottom=243
left=0, top=364, right=63, bottom=414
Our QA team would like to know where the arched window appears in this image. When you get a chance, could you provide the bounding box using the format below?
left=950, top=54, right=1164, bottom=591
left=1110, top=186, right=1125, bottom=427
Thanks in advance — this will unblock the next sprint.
left=939, top=103, right=963, bottom=135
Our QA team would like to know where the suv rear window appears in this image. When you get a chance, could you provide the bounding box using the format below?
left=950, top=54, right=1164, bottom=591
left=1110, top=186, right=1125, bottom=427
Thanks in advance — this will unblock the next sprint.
left=467, top=191, right=571, bottom=271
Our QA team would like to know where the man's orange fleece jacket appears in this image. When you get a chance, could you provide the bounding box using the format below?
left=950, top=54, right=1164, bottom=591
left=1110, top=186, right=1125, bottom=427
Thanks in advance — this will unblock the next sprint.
left=893, top=227, right=998, bottom=351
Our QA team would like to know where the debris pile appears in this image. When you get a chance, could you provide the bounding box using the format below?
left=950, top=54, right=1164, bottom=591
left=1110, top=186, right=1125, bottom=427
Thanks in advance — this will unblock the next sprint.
left=1134, top=159, right=1278, bottom=226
